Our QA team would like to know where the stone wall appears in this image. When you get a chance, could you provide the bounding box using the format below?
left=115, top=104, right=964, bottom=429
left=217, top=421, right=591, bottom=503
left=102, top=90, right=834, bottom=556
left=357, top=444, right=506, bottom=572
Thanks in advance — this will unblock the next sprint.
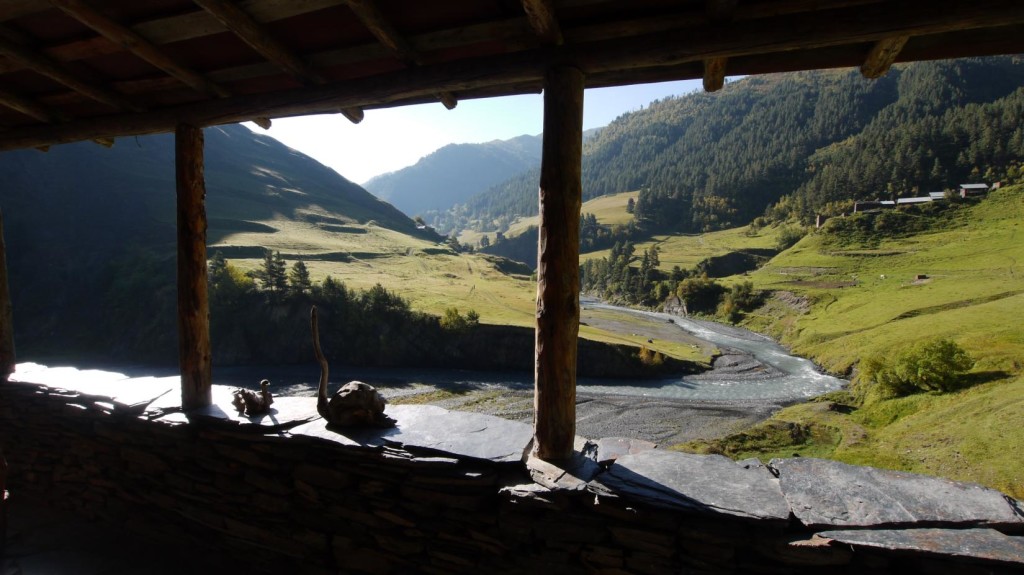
left=1, top=365, right=1022, bottom=574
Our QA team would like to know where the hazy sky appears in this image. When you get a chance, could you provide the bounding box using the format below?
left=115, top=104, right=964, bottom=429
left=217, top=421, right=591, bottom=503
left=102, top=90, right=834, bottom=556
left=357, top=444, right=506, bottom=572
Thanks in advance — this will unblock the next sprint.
left=245, top=78, right=704, bottom=185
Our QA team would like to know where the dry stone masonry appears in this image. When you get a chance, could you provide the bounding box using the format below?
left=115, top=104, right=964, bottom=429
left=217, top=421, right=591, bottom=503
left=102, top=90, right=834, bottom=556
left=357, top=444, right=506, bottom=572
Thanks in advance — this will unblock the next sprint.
left=1, top=363, right=1022, bottom=574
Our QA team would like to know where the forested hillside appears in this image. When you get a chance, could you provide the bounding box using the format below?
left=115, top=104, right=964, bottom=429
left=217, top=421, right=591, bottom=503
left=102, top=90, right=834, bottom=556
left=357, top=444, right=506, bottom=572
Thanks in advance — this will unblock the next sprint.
left=364, top=134, right=541, bottom=219
left=0, top=124, right=429, bottom=360
left=452, top=56, right=1024, bottom=237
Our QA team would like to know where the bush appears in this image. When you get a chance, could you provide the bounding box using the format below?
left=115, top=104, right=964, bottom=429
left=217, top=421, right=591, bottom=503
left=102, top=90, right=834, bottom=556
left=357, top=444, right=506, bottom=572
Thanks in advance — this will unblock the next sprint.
left=775, top=225, right=807, bottom=251
left=862, top=338, right=975, bottom=398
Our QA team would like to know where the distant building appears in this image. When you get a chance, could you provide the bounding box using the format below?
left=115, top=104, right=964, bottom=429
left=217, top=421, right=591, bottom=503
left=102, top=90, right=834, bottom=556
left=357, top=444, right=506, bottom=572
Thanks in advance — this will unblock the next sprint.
left=959, top=183, right=989, bottom=198
left=853, top=200, right=895, bottom=213
left=896, top=197, right=933, bottom=205
left=928, top=191, right=947, bottom=201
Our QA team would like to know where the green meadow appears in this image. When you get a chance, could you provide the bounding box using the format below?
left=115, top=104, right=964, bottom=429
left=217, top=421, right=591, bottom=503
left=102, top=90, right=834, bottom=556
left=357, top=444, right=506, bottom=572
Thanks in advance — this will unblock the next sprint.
left=677, top=185, right=1024, bottom=497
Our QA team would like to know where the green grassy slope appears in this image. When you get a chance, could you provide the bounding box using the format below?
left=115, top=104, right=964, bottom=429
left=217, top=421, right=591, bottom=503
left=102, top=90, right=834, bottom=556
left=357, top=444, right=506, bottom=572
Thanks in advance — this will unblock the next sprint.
left=678, top=185, right=1024, bottom=497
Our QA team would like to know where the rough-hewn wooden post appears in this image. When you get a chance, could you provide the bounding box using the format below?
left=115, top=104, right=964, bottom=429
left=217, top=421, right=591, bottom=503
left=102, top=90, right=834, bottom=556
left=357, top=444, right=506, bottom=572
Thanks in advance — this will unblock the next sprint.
left=534, top=65, right=584, bottom=460
left=176, top=123, right=212, bottom=409
left=0, top=208, right=14, bottom=381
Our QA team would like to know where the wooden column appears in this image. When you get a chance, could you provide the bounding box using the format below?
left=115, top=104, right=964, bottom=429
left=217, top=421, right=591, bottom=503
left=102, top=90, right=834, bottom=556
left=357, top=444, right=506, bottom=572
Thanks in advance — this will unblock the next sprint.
left=534, top=65, right=584, bottom=460
left=175, top=123, right=212, bottom=409
left=0, top=208, right=14, bottom=381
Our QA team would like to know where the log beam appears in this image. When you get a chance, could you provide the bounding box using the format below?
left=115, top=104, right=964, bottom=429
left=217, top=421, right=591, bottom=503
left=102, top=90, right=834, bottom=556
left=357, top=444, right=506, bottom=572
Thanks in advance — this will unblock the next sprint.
left=706, top=0, right=739, bottom=23
left=0, top=30, right=138, bottom=111
left=521, top=0, right=563, bottom=45
left=703, top=56, right=727, bottom=91
left=861, top=35, right=910, bottom=79
left=0, top=87, right=60, bottom=122
left=0, top=208, right=14, bottom=381
left=534, top=65, right=584, bottom=461
left=344, top=0, right=457, bottom=109
left=175, top=123, right=212, bottom=410
left=50, top=0, right=230, bottom=99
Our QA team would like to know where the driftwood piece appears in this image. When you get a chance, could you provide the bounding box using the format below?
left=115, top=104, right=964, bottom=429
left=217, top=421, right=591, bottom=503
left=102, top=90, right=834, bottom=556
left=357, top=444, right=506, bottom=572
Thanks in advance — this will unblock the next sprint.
left=231, top=379, right=274, bottom=416
left=312, top=306, right=395, bottom=428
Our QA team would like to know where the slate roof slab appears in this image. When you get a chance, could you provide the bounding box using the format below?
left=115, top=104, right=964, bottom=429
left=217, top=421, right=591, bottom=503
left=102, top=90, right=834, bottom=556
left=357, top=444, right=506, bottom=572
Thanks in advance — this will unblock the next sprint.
left=771, top=457, right=1024, bottom=529
left=591, top=450, right=790, bottom=522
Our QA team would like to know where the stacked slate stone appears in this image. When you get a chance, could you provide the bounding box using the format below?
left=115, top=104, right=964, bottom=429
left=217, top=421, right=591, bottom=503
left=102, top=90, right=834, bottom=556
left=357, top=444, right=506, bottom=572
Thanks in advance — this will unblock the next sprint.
left=0, top=364, right=1022, bottom=574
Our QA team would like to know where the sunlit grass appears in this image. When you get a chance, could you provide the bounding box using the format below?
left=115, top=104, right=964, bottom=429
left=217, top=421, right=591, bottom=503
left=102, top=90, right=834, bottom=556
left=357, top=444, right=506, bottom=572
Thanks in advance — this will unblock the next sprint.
left=676, top=185, right=1024, bottom=497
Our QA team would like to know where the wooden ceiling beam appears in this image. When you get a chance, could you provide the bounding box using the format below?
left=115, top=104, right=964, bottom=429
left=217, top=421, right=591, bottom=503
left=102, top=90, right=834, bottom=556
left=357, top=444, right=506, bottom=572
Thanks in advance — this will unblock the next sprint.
left=0, top=29, right=138, bottom=111
left=0, top=0, right=344, bottom=70
left=192, top=0, right=326, bottom=86
left=191, top=0, right=363, bottom=123
left=343, top=0, right=457, bottom=109
left=521, top=0, right=563, bottom=45
left=0, top=86, right=61, bottom=122
left=3, top=0, right=1024, bottom=151
left=50, top=0, right=230, bottom=99
left=861, top=35, right=910, bottom=79
left=705, top=0, right=738, bottom=23
left=702, top=56, right=727, bottom=92
left=344, top=0, right=420, bottom=66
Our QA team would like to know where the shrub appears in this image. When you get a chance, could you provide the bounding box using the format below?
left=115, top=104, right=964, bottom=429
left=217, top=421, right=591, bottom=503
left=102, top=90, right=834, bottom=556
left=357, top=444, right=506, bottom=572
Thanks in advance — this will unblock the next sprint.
left=862, top=338, right=975, bottom=398
left=776, top=225, right=807, bottom=251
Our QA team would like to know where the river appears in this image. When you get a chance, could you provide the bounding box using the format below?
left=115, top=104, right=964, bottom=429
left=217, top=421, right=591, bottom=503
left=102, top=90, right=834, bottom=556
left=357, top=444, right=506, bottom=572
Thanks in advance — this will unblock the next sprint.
left=187, top=299, right=846, bottom=404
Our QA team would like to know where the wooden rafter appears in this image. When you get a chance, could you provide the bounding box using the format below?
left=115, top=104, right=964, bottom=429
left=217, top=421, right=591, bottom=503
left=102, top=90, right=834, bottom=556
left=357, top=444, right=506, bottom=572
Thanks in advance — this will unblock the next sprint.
left=521, top=0, right=562, bottom=45
left=193, top=0, right=325, bottom=85
left=50, top=0, right=230, bottom=99
left=705, top=0, right=738, bottom=23
left=0, top=30, right=138, bottom=111
left=191, top=0, right=363, bottom=123
left=702, top=56, right=727, bottom=92
left=344, top=0, right=458, bottom=109
left=861, top=35, right=910, bottom=79
left=0, top=87, right=60, bottom=122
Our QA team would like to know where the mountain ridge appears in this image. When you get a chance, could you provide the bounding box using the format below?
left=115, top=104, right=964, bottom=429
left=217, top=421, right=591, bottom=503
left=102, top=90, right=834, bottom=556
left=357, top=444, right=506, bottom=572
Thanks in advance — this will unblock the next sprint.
left=363, top=133, right=542, bottom=218
left=0, top=123, right=430, bottom=357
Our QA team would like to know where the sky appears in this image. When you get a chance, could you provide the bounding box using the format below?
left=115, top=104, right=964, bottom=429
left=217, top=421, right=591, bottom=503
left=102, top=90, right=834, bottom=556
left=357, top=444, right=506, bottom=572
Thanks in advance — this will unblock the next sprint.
left=245, top=78, right=704, bottom=185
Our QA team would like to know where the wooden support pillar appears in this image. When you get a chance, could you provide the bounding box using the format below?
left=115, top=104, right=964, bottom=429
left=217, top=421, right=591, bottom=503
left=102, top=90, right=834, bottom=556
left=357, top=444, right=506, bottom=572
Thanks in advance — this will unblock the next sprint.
left=0, top=208, right=14, bottom=381
left=175, top=123, right=212, bottom=409
left=534, top=65, right=584, bottom=461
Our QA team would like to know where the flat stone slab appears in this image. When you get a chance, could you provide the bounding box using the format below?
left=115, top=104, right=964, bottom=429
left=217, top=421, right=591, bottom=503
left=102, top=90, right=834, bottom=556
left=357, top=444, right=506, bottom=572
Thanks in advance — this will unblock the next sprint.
left=289, top=404, right=533, bottom=464
left=526, top=451, right=602, bottom=491
left=591, top=450, right=790, bottom=522
left=10, top=363, right=176, bottom=414
left=595, top=436, right=657, bottom=466
left=188, top=387, right=320, bottom=431
left=771, top=457, right=1024, bottom=529
left=817, top=528, right=1024, bottom=565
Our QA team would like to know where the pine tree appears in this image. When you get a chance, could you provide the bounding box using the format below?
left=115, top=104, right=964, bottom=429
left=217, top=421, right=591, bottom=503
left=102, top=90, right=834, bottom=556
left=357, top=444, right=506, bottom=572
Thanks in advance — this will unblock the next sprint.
left=289, top=260, right=312, bottom=295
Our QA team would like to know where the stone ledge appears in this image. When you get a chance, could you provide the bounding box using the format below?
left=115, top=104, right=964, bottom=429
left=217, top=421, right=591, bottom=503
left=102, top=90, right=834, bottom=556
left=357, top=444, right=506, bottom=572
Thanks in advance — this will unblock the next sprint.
left=817, top=528, right=1024, bottom=565
left=4, top=363, right=1024, bottom=573
left=772, top=457, right=1024, bottom=531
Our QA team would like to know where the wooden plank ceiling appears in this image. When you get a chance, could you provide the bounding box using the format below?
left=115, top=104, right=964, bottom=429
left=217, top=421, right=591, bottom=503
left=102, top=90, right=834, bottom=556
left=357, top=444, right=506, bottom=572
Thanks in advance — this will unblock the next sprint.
left=0, top=0, right=1023, bottom=151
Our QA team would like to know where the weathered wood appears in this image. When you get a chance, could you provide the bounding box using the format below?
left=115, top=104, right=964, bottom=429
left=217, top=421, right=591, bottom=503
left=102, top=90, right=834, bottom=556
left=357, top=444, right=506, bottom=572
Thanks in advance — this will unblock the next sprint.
left=193, top=0, right=327, bottom=86
left=0, top=87, right=59, bottom=122
left=706, top=0, right=738, bottom=23
left=534, top=65, right=584, bottom=461
left=339, top=107, right=364, bottom=124
left=0, top=31, right=138, bottom=111
left=0, top=0, right=343, bottom=71
left=3, top=1, right=1024, bottom=151
left=175, top=123, right=212, bottom=410
left=521, top=0, right=563, bottom=45
left=0, top=208, right=14, bottom=381
left=345, top=0, right=420, bottom=66
left=861, top=35, right=910, bottom=79
left=703, top=56, right=727, bottom=92
left=51, top=0, right=229, bottom=99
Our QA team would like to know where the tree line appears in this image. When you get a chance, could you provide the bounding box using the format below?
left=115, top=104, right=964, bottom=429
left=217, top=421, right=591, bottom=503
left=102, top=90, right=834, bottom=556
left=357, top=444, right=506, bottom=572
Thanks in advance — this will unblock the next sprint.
left=207, top=251, right=480, bottom=366
left=439, top=56, right=1024, bottom=238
